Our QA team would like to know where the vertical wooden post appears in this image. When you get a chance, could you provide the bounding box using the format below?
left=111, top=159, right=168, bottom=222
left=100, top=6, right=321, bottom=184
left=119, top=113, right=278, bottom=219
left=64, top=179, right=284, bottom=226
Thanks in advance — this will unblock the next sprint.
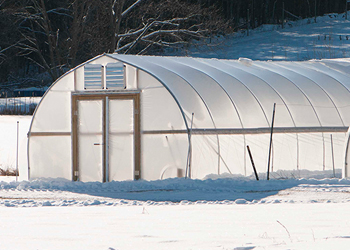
left=331, top=134, right=336, bottom=178
left=267, top=103, right=276, bottom=180
left=247, top=145, right=259, bottom=181
left=134, top=93, right=141, bottom=180
left=72, top=95, right=79, bottom=181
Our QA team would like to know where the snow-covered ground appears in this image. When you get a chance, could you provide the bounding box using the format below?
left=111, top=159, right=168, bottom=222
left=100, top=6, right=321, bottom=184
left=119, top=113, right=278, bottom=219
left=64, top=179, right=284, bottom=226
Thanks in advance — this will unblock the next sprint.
left=170, top=13, right=350, bottom=61
left=1, top=203, right=350, bottom=250
left=0, top=172, right=346, bottom=206
left=1, top=176, right=350, bottom=249
left=3, top=13, right=350, bottom=249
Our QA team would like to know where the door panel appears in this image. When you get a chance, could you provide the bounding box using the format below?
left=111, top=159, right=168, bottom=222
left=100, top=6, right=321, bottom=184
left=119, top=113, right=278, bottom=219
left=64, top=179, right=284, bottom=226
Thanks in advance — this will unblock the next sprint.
left=72, top=93, right=140, bottom=182
left=77, top=100, right=103, bottom=182
left=108, top=99, right=134, bottom=181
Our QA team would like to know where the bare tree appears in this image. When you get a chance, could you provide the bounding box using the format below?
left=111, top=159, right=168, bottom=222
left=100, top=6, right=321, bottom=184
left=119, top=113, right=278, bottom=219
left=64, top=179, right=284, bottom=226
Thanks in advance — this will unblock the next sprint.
left=3, top=0, right=227, bottom=83
left=12, top=0, right=71, bottom=80
left=67, top=0, right=94, bottom=67
left=67, top=0, right=223, bottom=63
left=114, top=0, right=223, bottom=54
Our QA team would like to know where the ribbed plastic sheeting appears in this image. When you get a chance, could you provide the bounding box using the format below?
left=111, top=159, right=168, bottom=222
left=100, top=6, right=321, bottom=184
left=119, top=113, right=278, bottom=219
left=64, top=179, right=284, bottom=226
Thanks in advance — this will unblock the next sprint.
left=110, top=55, right=350, bottom=178
left=111, top=55, right=350, bottom=129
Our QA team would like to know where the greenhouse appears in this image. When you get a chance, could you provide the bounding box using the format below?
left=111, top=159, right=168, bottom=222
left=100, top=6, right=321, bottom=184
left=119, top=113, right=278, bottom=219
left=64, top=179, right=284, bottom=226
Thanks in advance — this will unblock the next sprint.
left=27, top=54, right=350, bottom=182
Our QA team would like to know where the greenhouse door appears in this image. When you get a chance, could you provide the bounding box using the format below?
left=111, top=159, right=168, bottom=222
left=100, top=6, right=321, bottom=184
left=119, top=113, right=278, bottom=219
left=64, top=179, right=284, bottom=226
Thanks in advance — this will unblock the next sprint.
left=72, top=93, right=140, bottom=182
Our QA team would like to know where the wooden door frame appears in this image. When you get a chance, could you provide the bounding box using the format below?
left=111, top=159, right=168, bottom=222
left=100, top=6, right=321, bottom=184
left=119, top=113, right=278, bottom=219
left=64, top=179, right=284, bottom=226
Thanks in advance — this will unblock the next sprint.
left=72, top=91, right=141, bottom=182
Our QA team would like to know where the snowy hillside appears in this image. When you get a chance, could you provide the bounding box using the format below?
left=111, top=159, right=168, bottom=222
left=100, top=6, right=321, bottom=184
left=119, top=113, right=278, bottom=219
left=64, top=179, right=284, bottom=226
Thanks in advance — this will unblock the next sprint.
left=168, top=13, right=350, bottom=61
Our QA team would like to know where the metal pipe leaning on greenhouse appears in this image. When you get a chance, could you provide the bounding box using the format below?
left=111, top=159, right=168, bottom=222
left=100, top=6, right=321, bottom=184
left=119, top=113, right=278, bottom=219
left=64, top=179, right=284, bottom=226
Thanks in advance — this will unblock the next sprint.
left=247, top=145, right=259, bottom=181
left=267, top=103, right=276, bottom=181
left=25, top=54, right=350, bottom=182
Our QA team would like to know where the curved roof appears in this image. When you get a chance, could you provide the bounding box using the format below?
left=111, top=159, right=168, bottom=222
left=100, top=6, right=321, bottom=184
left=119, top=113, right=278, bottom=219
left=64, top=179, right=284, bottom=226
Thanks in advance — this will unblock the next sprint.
left=108, top=54, right=350, bottom=130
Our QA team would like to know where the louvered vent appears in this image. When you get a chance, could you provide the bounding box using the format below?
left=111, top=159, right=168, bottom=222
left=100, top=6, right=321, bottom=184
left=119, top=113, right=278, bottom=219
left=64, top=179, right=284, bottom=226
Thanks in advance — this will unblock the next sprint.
left=106, top=63, right=125, bottom=89
left=84, top=64, right=102, bottom=89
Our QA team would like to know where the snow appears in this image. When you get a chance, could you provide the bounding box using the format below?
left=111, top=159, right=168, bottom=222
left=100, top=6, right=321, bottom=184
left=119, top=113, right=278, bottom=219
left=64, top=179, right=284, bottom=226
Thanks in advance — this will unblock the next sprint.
left=3, top=13, right=350, bottom=249
left=0, top=175, right=350, bottom=249
left=0, top=199, right=350, bottom=249
left=1, top=171, right=350, bottom=249
left=170, top=13, right=350, bottom=61
left=0, top=173, right=348, bottom=207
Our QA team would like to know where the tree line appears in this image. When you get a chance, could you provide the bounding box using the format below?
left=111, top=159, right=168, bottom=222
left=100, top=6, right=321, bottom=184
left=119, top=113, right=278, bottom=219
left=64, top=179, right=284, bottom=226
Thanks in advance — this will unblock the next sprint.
left=0, top=0, right=347, bottom=89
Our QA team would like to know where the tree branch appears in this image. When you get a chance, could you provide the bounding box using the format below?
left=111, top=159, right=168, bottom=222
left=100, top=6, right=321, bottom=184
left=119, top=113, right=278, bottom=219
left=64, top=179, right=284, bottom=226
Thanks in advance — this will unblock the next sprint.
left=121, top=0, right=145, bottom=18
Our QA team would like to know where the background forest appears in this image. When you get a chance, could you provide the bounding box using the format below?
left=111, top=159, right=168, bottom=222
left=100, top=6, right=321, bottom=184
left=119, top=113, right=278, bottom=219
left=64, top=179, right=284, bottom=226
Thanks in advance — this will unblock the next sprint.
left=0, top=0, right=348, bottom=89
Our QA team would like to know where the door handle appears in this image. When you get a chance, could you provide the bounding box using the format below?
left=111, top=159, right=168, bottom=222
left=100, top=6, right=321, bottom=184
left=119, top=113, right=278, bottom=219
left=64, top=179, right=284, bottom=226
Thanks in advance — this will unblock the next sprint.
left=93, top=143, right=104, bottom=146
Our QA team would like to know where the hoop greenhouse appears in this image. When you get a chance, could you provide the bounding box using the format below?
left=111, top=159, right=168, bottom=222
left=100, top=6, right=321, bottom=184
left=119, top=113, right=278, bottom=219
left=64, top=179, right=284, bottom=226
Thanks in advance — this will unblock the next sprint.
left=27, top=54, right=350, bottom=181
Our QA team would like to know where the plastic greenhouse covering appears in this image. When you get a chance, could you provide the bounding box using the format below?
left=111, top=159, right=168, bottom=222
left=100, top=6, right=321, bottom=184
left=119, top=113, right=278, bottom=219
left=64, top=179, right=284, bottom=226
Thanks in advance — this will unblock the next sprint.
left=27, top=54, right=350, bottom=181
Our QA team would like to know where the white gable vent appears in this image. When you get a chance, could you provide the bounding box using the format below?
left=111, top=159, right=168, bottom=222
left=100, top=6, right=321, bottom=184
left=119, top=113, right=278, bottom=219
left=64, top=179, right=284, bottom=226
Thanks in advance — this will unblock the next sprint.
left=84, top=64, right=103, bottom=89
left=106, top=62, right=125, bottom=89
